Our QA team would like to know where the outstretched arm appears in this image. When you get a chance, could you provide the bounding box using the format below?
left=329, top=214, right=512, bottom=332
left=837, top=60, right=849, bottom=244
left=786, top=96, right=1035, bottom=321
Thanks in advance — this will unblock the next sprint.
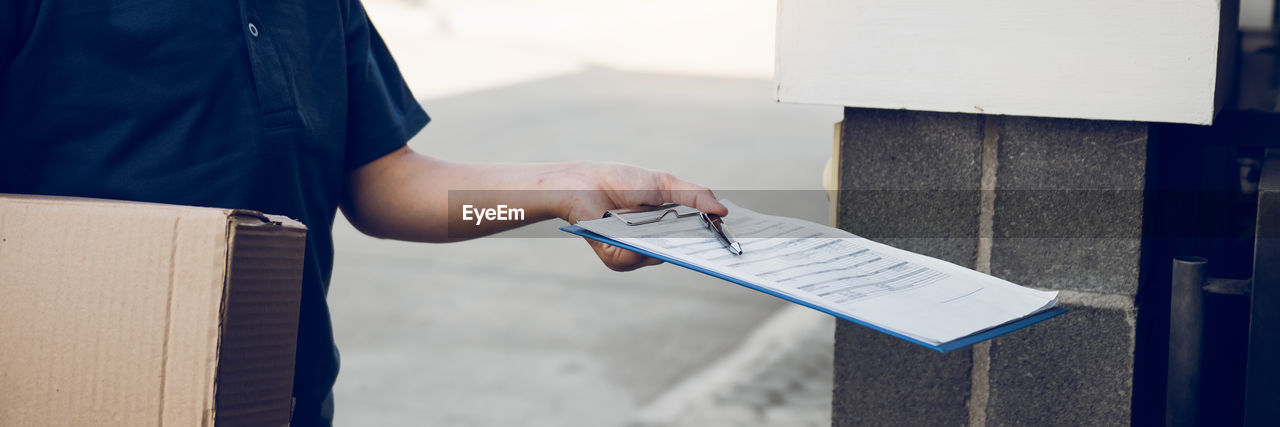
left=340, top=146, right=727, bottom=271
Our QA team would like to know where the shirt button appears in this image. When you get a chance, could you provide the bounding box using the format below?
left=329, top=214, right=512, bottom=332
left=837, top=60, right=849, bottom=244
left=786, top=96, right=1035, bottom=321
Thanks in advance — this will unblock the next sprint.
left=247, top=22, right=259, bottom=37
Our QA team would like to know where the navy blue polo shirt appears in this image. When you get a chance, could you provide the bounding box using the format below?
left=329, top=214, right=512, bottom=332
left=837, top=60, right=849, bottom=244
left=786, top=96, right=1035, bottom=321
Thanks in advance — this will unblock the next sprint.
left=1, top=1, right=429, bottom=424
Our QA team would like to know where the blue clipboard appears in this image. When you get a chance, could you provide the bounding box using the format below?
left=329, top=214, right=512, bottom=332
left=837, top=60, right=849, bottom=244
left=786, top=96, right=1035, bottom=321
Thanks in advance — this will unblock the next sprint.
left=562, top=224, right=1067, bottom=353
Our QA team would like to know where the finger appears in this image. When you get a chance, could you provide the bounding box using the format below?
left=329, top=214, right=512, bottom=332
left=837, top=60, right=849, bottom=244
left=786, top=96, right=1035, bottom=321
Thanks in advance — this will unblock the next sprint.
left=634, top=255, right=664, bottom=268
left=585, top=239, right=662, bottom=271
left=660, top=175, right=727, bottom=216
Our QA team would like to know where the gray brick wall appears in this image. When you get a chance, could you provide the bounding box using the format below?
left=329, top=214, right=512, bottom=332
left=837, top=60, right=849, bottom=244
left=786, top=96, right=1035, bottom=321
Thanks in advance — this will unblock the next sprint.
left=832, top=108, right=1146, bottom=426
left=991, top=117, right=1147, bottom=294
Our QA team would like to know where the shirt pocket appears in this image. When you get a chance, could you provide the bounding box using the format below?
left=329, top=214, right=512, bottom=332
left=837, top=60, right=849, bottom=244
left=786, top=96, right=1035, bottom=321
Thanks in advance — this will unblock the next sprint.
left=240, top=13, right=302, bottom=131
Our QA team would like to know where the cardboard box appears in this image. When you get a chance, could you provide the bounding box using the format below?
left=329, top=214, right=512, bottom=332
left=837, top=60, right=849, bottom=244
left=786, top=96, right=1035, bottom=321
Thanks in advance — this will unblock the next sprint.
left=0, top=194, right=307, bottom=426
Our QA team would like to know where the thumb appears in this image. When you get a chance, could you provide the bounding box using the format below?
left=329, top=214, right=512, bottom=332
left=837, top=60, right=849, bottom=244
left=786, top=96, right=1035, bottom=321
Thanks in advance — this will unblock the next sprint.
left=661, top=176, right=727, bottom=216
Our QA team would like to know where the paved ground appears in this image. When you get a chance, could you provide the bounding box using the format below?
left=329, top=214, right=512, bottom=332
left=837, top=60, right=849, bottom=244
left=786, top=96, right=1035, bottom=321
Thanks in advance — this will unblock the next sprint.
left=627, top=306, right=835, bottom=427
left=328, top=2, right=841, bottom=426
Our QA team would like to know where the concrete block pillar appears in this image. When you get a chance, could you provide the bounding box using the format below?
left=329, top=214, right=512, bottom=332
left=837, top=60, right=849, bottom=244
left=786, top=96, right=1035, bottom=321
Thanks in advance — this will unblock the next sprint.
left=832, top=108, right=1155, bottom=426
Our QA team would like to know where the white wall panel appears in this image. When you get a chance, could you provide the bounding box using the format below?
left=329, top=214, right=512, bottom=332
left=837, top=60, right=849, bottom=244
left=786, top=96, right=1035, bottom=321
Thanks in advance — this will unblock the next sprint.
left=776, top=0, right=1235, bottom=124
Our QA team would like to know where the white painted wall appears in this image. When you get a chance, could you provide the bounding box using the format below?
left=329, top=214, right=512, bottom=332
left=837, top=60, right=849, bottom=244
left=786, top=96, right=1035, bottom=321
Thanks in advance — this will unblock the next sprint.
left=776, top=0, right=1232, bottom=124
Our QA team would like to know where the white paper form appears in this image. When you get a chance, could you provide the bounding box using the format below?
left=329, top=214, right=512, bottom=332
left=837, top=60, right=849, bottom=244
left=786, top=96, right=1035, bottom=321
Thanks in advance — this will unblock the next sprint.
left=576, top=201, right=1059, bottom=345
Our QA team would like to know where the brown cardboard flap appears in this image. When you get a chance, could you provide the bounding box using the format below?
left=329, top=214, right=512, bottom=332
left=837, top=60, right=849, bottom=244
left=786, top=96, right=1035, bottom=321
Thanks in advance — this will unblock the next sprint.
left=213, top=214, right=306, bottom=426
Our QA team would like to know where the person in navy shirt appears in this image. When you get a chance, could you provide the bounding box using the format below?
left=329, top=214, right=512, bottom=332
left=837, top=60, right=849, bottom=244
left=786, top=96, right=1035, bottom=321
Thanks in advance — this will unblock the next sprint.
left=0, top=1, right=726, bottom=424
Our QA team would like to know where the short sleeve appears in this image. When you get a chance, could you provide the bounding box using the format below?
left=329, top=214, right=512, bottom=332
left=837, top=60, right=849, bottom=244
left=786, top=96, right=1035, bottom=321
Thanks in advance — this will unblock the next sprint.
left=342, top=0, right=431, bottom=171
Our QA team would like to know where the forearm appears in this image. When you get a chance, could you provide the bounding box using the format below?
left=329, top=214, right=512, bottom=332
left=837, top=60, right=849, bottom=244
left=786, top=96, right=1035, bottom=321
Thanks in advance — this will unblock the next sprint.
left=341, top=147, right=587, bottom=242
left=343, top=146, right=726, bottom=271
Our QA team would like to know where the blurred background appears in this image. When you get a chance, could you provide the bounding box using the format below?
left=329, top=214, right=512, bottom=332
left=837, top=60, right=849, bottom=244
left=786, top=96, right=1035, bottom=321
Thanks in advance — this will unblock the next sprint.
left=329, top=1, right=842, bottom=425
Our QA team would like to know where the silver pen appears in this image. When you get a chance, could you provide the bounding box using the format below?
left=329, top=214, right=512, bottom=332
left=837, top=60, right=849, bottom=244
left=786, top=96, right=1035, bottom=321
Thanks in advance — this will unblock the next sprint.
left=701, top=212, right=742, bottom=255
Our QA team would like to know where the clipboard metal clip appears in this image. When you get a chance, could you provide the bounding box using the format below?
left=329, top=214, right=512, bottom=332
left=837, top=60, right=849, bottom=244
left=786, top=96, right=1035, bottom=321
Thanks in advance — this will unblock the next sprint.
left=602, top=203, right=700, bottom=225
left=602, top=203, right=742, bottom=255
